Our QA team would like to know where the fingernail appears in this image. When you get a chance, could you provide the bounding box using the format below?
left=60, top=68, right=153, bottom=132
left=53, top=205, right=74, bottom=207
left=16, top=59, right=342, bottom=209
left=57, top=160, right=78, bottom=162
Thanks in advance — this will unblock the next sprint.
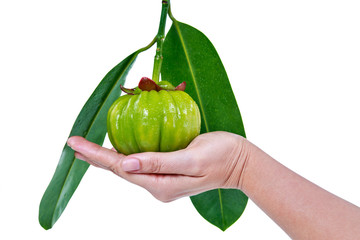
left=67, top=137, right=80, bottom=152
left=74, top=152, right=85, bottom=161
left=67, top=137, right=75, bottom=148
left=122, top=158, right=140, bottom=172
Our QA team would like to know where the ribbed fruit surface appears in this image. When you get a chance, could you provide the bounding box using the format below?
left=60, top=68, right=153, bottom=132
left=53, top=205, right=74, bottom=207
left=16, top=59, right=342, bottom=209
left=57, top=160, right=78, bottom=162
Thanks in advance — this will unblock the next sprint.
left=107, top=90, right=201, bottom=155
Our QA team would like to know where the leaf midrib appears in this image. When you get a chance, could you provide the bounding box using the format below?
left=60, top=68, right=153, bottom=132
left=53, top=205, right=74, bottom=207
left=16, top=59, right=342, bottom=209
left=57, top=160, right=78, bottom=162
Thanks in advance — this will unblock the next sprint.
left=172, top=21, right=225, bottom=226
left=172, top=21, right=209, bottom=132
left=49, top=53, right=138, bottom=226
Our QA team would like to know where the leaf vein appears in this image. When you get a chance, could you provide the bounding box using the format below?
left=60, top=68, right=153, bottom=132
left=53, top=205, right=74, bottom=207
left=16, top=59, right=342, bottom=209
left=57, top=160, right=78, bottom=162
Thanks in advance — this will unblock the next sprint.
left=173, top=21, right=209, bottom=132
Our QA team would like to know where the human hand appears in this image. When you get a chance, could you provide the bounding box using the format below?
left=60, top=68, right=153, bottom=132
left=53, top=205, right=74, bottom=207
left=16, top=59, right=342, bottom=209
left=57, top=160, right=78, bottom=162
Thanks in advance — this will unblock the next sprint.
left=67, top=131, right=250, bottom=202
left=67, top=131, right=360, bottom=239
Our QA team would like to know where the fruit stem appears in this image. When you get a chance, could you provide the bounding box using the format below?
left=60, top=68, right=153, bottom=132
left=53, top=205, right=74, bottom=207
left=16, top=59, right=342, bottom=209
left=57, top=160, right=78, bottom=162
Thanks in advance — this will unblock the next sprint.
left=152, top=0, right=169, bottom=84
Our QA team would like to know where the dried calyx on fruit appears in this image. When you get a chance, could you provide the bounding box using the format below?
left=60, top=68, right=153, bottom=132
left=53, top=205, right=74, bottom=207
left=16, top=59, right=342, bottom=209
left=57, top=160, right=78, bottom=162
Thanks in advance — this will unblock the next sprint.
left=107, top=77, right=201, bottom=155
left=120, top=77, right=186, bottom=95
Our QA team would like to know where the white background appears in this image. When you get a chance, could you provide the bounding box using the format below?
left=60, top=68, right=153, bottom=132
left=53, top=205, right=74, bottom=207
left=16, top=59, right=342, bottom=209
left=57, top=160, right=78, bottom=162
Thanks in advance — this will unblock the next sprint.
left=1, top=0, right=359, bottom=239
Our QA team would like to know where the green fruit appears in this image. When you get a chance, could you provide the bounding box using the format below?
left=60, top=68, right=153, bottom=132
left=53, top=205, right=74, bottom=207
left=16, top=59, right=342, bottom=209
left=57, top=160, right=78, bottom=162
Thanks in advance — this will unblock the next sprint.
left=107, top=77, right=201, bottom=155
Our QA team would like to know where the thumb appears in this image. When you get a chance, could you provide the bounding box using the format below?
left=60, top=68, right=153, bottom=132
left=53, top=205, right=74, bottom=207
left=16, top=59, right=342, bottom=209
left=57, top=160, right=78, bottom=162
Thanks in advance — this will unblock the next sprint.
left=122, top=149, right=198, bottom=176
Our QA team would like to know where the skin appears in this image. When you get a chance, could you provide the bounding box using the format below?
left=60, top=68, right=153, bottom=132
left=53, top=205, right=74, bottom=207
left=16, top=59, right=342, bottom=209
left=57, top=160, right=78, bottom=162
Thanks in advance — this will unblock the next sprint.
left=67, top=131, right=360, bottom=240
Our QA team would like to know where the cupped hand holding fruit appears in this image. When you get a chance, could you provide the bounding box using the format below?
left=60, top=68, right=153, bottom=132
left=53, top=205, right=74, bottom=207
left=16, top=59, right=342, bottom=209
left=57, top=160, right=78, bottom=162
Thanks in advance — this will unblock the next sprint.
left=67, top=77, right=249, bottom=201
left=67, top=131, right=249, bottom=202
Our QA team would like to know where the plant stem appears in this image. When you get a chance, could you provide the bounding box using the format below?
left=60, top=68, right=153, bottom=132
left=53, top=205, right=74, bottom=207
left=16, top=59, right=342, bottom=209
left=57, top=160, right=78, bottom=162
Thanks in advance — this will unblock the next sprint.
left=152, top=0, right=169, bottom=83
left=138, top=36, right=157, bottom=53
left=168, top=2, right=177, bottom=22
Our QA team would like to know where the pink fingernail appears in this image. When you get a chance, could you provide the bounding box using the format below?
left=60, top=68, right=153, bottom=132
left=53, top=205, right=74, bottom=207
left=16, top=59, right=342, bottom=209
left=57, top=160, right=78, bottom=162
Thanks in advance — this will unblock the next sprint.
left=74, top=152, right=85, bottom=161
left=122, top=158, right=140, bottom=172
left=67, top=137, right=80, bottom=152
left=67, top=137, right=75, bottom=148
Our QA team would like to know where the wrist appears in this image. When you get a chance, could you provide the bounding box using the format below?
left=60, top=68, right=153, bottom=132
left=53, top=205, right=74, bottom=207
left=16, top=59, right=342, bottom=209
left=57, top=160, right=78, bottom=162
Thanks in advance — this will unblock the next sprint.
left=220, top=133, right=252, bottom=190
left=236, top=138, right=252, bottom=191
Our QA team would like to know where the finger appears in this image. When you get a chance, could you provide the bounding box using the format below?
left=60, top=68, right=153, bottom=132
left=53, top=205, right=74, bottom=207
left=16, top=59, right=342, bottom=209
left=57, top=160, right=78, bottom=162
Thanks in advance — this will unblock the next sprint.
left=67, top=136, right=126, bottom=174
left=74, top=152, right=109, bottom=170
left=123, top=149, right=201, bottom=176
left=67, top=137, right=208, bottom=201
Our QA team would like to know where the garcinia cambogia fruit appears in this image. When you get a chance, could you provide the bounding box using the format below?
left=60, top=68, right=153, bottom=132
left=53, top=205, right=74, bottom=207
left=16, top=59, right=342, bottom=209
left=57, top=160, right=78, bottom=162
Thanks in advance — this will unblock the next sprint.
left=107, top=77, right=201, bottom=155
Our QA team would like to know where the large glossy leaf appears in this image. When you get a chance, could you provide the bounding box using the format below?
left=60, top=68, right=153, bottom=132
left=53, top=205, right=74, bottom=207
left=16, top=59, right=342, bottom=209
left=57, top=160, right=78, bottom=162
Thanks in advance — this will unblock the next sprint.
left=39, top=51, right=139, bottom=230
left=162, top=21, right=248, bottom=231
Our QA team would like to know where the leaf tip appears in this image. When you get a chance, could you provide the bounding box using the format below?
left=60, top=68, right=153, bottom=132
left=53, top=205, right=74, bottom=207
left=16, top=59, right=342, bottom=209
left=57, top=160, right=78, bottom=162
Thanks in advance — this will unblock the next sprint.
left=38, top=217, right=52, bottom=230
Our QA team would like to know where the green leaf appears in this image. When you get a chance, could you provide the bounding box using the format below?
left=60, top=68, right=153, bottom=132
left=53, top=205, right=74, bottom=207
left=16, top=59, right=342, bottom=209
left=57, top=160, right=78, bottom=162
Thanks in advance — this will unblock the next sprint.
left=162, top=21, right=248, bottom=231
left=39, top=51, right=139, bottom=230
left=190, top=189, right=248, bottom=231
